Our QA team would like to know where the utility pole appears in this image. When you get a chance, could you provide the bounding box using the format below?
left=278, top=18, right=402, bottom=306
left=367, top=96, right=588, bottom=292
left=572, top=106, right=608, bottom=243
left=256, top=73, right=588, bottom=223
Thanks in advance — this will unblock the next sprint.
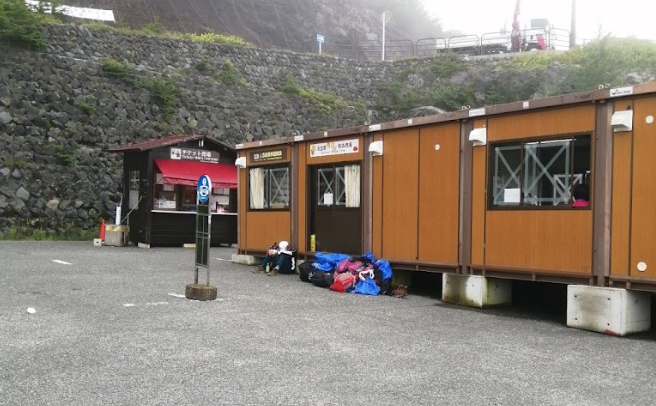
left=382, top=11, right=386, bottom=61
left=570, top=0, right=577, bottom=48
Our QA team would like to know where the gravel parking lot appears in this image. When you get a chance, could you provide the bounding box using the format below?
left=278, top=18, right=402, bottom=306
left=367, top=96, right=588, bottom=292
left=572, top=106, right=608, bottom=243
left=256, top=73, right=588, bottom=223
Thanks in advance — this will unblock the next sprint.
left=1, top=242, right=655, bottom=406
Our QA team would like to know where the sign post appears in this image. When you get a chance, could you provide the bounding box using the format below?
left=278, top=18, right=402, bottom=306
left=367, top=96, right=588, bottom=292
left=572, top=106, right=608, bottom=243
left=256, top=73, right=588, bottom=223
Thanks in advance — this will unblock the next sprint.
left=317, top=34, right=324, bottom=54
left=185, top=175, right=218, bottom=301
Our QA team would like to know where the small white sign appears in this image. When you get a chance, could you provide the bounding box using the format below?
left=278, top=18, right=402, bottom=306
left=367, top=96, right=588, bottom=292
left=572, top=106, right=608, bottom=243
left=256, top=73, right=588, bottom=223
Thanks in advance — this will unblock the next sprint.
left=522, top=101, right=530, bottom=109
left=317, top=34, right=325, bottom=43
left=469, top=107, right=486, bottom=117
left=25, top=0, right=116, bottom=21
left=368, top=124, right=382, bottom=132
left=235, top=143, right=244, bottom=149
left=216, top=195, right=230, bottom=205
left=158, top=199, right=176, bottom=209
left=323, top=193, right=333, bottom=205
left=310, top=139, right=359, bottom=158
left=170, top=148, right=182, bottom=160
left=504, top=188, right=521, bottom=204
left=610, top=86, right=633, bottom=98
left=294, top=135, right=304, bottom=142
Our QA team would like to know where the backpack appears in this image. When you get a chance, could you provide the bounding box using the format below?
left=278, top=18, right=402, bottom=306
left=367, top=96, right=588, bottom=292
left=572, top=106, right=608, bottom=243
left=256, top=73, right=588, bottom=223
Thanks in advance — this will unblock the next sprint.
left=310, top=270, right=335, bottom=288
left=299, top=261, right=314, bottom=282
left=336, top=256, right=378, bottom=276
left=373, top=268, right=392, bottom=295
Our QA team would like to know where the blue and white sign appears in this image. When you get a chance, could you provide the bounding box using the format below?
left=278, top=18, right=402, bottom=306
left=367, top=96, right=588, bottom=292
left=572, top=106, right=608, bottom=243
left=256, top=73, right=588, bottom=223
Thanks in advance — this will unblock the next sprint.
left=317, top=34, right=325, bottom=43
left=197, top=175, right=212, bottom=203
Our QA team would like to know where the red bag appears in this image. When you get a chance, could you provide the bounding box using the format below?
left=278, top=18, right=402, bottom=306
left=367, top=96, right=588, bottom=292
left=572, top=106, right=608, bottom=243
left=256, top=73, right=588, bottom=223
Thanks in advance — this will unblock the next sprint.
left=330, top=272, right=357, bottom=293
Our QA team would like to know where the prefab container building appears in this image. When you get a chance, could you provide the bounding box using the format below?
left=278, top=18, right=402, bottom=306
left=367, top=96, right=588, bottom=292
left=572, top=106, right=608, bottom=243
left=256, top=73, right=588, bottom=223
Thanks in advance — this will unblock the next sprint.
left=234, top=82, right=656, bottom=304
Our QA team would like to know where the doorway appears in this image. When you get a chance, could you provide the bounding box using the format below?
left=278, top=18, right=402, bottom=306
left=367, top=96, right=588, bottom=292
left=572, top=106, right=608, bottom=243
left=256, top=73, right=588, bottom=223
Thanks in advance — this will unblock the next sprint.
left=309, top=163, right=362, bottom=254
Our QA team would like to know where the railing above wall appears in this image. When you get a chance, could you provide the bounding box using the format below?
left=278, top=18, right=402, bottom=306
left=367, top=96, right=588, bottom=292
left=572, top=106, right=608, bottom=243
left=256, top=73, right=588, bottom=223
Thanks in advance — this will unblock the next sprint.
left=306, top=27, right=579, bottom=61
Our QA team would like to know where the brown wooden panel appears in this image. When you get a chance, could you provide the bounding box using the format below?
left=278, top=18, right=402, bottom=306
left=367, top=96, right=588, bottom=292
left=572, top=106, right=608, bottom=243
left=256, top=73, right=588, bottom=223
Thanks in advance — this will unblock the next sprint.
left=610, top=101, right=633, bottom=277
left=470, top=120, right=487, bottom=266
left=488, top=105, right=595, bottom=142
left=372, top=134, right=383, bottom=258
left=297, top=143, right=307, bottom=253
left=418, top=123, right=460, bottom=263
left=485, top=210, right=593, bottom=274
left=245, top=211, right=291, bottom=251
left=246, top=145, right=291, bottom=166
left=238, top=152, right=247, bottom=250
left=381, top=129, right=419, bottom=260
left=630, top=96, right=656, bottom=280
left=306, top=136, right=364, bottom=165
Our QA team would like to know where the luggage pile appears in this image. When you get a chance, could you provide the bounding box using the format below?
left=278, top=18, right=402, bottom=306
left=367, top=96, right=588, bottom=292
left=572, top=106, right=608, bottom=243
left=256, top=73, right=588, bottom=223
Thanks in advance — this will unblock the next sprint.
left=298, top=252, right=393, bottom=296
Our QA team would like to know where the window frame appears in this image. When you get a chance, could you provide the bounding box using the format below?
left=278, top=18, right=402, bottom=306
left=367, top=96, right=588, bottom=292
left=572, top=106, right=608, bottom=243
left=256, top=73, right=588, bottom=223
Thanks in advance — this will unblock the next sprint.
left=248, top=165, right=291, bottom=211
left=486, top=132, right=593, bottom=211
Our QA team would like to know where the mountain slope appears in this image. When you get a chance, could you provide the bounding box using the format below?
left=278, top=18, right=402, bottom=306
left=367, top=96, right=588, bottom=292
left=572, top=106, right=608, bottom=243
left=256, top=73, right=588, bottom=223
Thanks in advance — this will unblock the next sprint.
left=65, top=0, right=444, bottom=52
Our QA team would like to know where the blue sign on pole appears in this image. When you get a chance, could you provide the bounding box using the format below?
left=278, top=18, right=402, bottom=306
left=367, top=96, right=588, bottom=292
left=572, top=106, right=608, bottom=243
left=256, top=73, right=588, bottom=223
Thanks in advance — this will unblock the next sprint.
left=317, top=34, right=324, bottom=43
left=197, top=175, right=212, bottom=203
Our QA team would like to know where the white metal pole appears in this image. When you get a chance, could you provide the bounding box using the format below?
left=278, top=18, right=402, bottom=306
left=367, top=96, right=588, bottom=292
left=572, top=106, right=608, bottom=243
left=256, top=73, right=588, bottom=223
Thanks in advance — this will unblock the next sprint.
left=382, top=11, right=386, bottom=61
left=319, top=41, right=322, bottom=55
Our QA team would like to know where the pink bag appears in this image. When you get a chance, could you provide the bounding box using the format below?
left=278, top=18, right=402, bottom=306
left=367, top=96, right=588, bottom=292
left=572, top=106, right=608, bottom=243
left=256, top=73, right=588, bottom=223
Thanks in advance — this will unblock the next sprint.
left=336, top=258, right=365, bottom=275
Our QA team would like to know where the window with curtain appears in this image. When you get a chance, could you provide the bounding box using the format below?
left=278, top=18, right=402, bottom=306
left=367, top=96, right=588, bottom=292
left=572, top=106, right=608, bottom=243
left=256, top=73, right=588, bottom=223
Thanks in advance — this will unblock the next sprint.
left=344, top=164, right=360, bottom=208
left=249, top=167, right=266, bottom=209
left=249, top=166, right=290, bottom=210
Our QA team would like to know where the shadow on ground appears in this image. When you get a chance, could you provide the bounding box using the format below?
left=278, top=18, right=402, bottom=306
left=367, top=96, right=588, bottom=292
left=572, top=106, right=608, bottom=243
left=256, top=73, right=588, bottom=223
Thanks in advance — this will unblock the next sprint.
left=406, top=271, right=656, bottom=340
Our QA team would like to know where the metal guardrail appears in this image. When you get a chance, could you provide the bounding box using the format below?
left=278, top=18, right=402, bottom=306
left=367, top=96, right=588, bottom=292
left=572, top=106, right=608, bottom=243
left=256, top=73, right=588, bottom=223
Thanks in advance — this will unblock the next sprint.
left=306, top=27, right=578, bottom=61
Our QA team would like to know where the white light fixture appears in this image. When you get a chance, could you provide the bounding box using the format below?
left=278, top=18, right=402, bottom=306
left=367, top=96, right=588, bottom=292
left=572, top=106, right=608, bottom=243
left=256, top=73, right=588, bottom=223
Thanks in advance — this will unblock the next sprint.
left=611, top=110, right=633, bottom=132
left=369, top=140, right=383, bottom=156
left=468, top=128, right=487, bottom=146
left=235, top=156, right=246, bottom=168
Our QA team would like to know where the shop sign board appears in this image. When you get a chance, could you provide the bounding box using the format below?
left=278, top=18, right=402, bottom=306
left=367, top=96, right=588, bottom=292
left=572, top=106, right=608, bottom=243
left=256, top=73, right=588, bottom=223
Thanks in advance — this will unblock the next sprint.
left=310, top=139, right=359, bottom=158
left=170, top=147, right=220, bottom=164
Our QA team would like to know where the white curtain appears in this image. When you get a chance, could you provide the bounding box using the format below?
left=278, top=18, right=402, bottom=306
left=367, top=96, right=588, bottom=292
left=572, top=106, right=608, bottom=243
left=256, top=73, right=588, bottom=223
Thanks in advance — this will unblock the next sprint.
left=249, top=168, right=265, bottom=209
left=345, top=164, right=360, bottom=208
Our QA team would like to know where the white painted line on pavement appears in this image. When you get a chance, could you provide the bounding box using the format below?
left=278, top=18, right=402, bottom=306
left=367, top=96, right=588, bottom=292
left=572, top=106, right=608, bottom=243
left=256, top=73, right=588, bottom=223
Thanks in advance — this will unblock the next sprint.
left=52, top=260, right=72, bottom=265
left=123, top=302, right=169, bottom=308
left=214, top=257, right=230, bottom=261
left=168, top=293, right=186, bottom=298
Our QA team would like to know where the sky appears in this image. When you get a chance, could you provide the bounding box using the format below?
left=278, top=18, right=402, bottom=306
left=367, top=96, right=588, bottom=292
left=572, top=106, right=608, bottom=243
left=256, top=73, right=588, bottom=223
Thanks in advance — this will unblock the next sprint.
left=421, top=0, right=656, bottom=42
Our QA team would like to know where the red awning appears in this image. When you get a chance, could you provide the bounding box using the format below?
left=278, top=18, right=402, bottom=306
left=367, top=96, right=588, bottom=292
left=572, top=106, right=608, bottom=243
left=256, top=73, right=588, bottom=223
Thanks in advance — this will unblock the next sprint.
left=154, top=159, right=237, bottom=189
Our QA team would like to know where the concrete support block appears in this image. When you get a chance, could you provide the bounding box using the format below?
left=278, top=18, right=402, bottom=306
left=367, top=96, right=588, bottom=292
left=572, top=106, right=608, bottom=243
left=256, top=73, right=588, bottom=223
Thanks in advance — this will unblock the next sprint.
left=567, top=285, right=651, bottom=336
left=105, top=225, right=129, bottom=247
left=185, top=284, right=218, bottom=301
left=442, top=273, right=512, bottom=308
left=232, top=254, right=260, bottom=266
left=138, top=243, right=150, bottom=249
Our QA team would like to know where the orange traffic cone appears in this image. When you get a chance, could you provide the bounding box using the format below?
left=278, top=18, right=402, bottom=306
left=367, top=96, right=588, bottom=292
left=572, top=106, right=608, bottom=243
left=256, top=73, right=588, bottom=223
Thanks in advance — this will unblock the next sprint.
left=99, top=219, right=106, bottom=241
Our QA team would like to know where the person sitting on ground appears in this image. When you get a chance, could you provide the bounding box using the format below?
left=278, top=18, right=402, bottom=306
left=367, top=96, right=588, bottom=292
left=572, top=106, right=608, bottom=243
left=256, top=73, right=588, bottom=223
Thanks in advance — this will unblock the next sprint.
left=572, top=184, right=590, bottom=208
left=252, top=241, right=294, bottom=276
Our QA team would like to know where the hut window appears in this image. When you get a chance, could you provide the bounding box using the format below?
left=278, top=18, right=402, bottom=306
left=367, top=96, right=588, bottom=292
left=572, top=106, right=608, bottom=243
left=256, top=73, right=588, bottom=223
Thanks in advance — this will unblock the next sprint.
left=318, top=165, right=360, bottom=208
left=129, top=170, right=140, bottom=210
left=490, top=134, right=592, bottom=208
left=317, top=168, right=334, bottom=206
left=249, top=166, right=290, bottom=210
left=268, top=167, right=290, bottom=209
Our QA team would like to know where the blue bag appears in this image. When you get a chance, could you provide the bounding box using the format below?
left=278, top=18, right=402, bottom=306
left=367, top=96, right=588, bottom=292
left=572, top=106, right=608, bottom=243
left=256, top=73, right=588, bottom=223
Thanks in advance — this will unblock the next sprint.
left=312, top=252, right=350, bottom=272
left=353, top=278, right=381, bottom=296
